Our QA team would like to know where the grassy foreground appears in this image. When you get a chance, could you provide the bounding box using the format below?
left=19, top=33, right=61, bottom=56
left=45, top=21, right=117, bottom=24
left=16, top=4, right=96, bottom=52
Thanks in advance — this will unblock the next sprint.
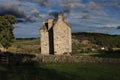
left=0, top=62, right=120, bottom=80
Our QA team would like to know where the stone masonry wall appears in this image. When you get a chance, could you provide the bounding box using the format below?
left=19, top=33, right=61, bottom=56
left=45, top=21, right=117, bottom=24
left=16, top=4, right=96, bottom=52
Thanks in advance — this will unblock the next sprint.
left=40, top=30, right=49, bottom=55
left=37, top=55, right=120, bottom=64
left=40, top=14, right=71, bottom=55
left=53, top=20, right=71, bottom=55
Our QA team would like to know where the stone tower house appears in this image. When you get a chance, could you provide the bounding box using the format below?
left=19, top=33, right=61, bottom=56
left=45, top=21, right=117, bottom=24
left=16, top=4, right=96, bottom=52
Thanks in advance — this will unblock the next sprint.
left=40, top=13, right=71, bottom=55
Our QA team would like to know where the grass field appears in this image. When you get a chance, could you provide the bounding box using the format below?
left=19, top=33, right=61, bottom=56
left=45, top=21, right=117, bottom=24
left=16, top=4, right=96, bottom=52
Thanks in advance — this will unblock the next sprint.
left=0, top=62, right=120, bottom=80
left=7, top=39, right=40, bottom=54
left=1, top=37, right=120, bottom=80
left=7, top=38, right=120, bottom=58
left=13, top=38, right=40, bottom=45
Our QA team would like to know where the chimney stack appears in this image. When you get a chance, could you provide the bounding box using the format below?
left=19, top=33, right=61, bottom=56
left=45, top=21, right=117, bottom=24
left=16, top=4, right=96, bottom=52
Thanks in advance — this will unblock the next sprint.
left=42, top=20, right=45, bottom=25
left=48, top=17, right=54, bottom=30
left=58, top=13, right=63, bottom=21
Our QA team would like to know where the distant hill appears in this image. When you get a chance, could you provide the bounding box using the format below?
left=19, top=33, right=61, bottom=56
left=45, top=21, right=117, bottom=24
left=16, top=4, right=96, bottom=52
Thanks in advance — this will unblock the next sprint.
left=72, top=32, right=120, bottom=53
left=72, top=32, right=120, bottom=48
left=15, top=32, right=120, bottom=48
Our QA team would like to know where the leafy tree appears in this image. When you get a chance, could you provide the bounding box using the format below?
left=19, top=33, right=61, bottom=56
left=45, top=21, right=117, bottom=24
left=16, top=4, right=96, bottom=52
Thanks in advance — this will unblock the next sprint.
left=0, top=15, right=16, bottom=48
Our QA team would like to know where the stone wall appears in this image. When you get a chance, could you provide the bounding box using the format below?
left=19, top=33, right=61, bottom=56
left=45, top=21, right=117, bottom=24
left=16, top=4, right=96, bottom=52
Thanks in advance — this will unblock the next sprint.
left=40, top=30, right=49, bottom=55
left=53, top=19, right=71, bottom=55
left=37, top=55, right=120, bottom=64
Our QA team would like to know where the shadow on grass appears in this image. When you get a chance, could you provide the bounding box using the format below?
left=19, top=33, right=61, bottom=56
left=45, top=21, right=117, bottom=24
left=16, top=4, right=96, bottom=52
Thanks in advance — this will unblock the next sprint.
left=0, top=52, right=71, bottom=80
left=0, top=52, right=36, bottom=64
left=91, top=50, right=120, bottom=58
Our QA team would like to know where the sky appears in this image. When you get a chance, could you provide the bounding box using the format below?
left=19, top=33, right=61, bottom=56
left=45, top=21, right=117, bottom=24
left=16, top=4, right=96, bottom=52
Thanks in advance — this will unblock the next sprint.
left=0, top=0, right=120, bottom=38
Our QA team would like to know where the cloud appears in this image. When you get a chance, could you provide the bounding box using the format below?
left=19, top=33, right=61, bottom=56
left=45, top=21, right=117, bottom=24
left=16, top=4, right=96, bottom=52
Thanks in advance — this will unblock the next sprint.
left=56, top=0, right=103, bottom=18
left=0, top=2, right=26, bottom=18
left=81, top=15, right=91, bottom=19
left=45, top=0, right=81, bottom=18
left=49, top=11, right=59, bottom=19
left=0, top=2, right=37, bottom=23
left=17, top=0, right=83, bottom=19
left=87, top=1, right=101, bottom=11
left=36, top=0, right=49, bottom=6
left=19, top=0, right=49, bottom=6
left=31, top=9, right=40, bottom=17
left=55, top=0, right=82, bottom=17
left=94, top=0, right=120, bottom=9
left=31, top=9, right=46, bottom=20
left=102, top=24, right=117, bottom=28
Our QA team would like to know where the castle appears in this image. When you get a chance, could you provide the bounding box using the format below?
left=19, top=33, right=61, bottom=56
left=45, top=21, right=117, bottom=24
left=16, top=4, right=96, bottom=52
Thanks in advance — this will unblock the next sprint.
left=40, top=13, right=72, bottom=55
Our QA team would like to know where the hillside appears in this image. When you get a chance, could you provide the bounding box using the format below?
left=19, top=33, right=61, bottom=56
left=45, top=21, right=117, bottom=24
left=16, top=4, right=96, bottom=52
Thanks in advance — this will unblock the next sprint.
left=72, top=32, right=120, bottom=54
left=7, top=32, right=120, bottom=55
left=73, top=32, right=120, bottom=48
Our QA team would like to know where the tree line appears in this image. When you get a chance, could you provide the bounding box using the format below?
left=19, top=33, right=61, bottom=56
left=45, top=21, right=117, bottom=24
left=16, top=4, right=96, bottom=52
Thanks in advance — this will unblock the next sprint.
left=72, top=32, right=120, bottom=48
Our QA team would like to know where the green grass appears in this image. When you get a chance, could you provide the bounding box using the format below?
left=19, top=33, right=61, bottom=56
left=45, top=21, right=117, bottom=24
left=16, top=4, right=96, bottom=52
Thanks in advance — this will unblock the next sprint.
left=91, top=53, right=120, bottom=58
left=73, top=53, right=93, bottom=56
left=43, top=63, right=120, bottom=80
left=13, top=38, right=40, bottom=45
left=0, top=62, right=120, bottom=80
left=73, top=52, right=120, bottom=58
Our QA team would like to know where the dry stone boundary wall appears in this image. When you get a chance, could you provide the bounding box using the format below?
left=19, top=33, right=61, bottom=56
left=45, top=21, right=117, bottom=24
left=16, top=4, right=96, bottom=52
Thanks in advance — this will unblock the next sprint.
left=37, top=55, right=120, bottom=64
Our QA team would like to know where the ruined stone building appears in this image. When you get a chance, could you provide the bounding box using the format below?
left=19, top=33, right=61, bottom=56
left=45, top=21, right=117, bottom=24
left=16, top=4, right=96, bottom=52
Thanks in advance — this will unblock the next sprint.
left=40, top=13, right=72, bottom=55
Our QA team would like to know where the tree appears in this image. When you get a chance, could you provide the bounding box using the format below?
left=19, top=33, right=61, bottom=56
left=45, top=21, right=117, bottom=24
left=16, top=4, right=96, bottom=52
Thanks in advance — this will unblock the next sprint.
left=0, top=15, right=16, bottom=48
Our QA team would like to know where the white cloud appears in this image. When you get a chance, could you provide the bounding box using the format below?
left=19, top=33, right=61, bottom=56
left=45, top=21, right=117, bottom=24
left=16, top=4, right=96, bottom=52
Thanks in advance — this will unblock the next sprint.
left=87, top=1, right=101, bottom=10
